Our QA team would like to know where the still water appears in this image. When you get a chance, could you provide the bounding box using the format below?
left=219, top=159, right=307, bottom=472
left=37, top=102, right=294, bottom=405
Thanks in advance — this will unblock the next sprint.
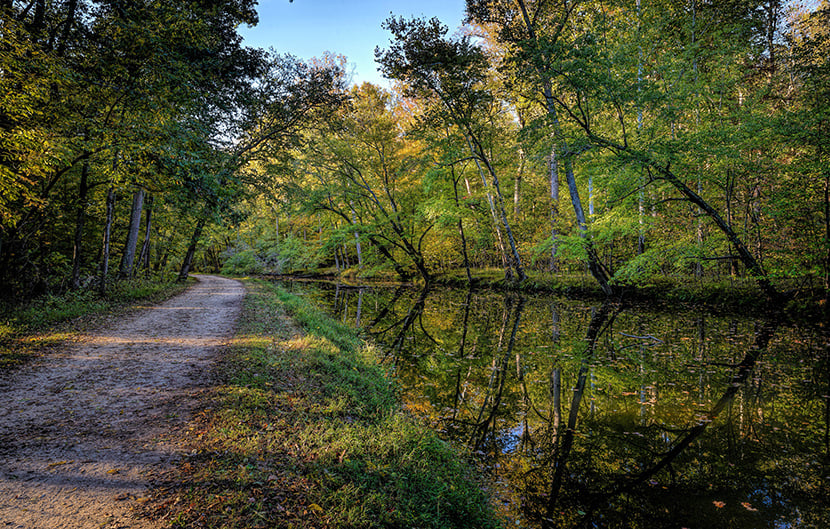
left=280, top=280, right=829, bottom=528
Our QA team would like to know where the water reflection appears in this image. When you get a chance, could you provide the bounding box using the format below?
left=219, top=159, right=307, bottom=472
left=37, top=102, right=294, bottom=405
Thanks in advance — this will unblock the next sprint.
left=283, top=281, right=829, bottom=529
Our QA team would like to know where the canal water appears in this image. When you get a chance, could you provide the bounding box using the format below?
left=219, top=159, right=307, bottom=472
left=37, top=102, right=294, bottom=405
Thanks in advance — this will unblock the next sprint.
left=279, top=280, right=829, bottom=528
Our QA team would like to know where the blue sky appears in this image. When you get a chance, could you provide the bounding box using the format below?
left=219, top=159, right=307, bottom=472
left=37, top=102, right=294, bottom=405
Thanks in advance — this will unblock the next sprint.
left=239, top=0, right=467, bottom=87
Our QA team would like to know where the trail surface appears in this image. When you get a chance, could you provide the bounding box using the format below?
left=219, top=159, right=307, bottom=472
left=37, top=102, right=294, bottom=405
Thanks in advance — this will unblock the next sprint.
left=0, top=275, right=243, bottom=529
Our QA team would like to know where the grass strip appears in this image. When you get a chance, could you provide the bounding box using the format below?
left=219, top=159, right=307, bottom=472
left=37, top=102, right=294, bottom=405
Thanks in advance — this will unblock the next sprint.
left=151, top=278, right=500, bottom=529
left=0, top=275, right=191, bottom=369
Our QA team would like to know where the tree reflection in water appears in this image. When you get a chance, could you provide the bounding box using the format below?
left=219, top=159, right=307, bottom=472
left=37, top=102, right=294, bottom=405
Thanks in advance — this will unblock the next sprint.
left=285, top=280, right=829, bottom=529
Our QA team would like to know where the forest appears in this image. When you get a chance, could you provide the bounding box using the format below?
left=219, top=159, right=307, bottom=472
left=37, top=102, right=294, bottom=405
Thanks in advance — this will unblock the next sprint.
left=1, top=0, right=829, bottom=304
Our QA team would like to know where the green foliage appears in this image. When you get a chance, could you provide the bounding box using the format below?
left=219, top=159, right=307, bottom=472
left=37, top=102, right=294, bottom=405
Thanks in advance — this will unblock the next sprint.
left=6, top=0, right=827, bottom=301
left=221, top=247, right=265, bottom=276
left=0, top=0, right=346, bottom=299
left=220, top=236, right=324, bottom=276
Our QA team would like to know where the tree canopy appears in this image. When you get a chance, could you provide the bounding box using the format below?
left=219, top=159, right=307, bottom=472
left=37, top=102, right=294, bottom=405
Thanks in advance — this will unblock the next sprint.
left=3, top=0, right=828, bottom=303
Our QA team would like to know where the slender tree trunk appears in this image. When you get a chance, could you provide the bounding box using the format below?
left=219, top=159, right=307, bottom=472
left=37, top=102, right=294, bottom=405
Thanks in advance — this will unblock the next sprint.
left=70, top=160, right=90, bottom=290
left=55, top=0, right=78, bottom=56
left=516, top=0, right=614, bottom=296
left=178, top=215, right=206, bottom=282
left=649, top=157, right=778, bottom=298
left=549, top=145, right=560, bottom=272
left=692, top=0, right=703, bottom=277
left=725, top=169, right=739, bottom=277
left=637, top=0, right=646, bottom=258
left=350, top=202, right=363, bottom=268
left=354, top=234, right=363, bottom=267
left=466, top=135, right=526, bottom=281
left=135, top=195, right=153, bottom=278
left=560, top=143, right=612, bottom=295
left=482, top=153, right=526, bottom=281
left=452, top=166, right=473, bottom=284
left=514, top=146, right=524, bottom=220
left=824, top=168, right=830, bottom=294
left=465, top=136, right=511, bottom=278
left=118, top=188, right=145, bottom=279
left=751, top=182, right=763, bottom=265
left=515, top=0, right=612, bottom=296
left=695, top=177, right=704, bottom=277
left=99, top=187, right=115, bottom=295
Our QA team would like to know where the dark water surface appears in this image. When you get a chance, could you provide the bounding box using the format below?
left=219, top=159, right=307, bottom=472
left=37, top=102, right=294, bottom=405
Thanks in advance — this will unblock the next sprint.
left=279, top=280, right=829, bottom=528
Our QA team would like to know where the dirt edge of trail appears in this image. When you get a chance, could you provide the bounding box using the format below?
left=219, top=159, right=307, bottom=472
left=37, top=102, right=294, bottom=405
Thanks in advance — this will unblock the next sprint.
left=0, top=274, right=243, bottom=529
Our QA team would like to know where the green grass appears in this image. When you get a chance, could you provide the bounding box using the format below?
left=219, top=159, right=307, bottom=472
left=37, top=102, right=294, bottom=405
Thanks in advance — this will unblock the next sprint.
left=152, top=279, right=500, bottom=529
left=0, top=275, right=191, bottom=368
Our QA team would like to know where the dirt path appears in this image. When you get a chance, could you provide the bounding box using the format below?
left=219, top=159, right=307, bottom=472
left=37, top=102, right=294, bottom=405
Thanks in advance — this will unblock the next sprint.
left=0, top=275, right=243, bottom=529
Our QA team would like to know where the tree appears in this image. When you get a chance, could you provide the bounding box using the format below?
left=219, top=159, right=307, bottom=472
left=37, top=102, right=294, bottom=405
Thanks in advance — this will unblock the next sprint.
left=0, top=0, right=271, bottom=296
left=467, top=0, right=613, bottom=295
left=467, top=0, right=787, bottom=300
left=376, top=16, right=527, bottom=282
left=287, top=83, right=434, bottom=281
left=176, top=53, right=347, bottom=282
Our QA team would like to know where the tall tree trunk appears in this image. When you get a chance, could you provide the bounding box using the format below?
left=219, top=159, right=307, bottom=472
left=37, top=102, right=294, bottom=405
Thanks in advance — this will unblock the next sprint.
left=725, top=169, right=739, bottom=277
left=99, top=187, right=115, bottom=295
left=647, top=154, right=778, bottom=298
left=135, top=195, right=153, bottom=278
left=466, top=136, right=512, bottom=278
left=515, top=0, right=612, bottom=296
left=637, top=0, right=646, bottom=258
left=452, top=165, right=473, bottom=284
left=514, top=146, right=524, bottom=219
left=695, top=177, right=703, bottom=277
left=824, top=168, right=830, bottom=294
left=560, top=143, right=612, bottom=295
left=70, top=160, right=89, bottom=290
left=350, top=202, right=363, bottom=268
left=118, top=188, right=145, bottom=279
left=549, top=145, right=560, bottom=272
left=466, top=135, right=526, bottom=281
left=55, top=0, right=78, bottom=56
left=178, top=215, right=206, bottom=282
left=334, top=246, right=341, bottom=273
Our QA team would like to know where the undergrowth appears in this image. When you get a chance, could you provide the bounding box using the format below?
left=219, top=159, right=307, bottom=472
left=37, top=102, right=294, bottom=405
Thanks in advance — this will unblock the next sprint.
left=152, top=279, right=499, bottom=529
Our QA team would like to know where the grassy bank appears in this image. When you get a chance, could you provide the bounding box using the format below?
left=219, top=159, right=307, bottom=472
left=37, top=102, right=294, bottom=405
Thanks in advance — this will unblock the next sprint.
left=429, top=269, right=824, bottom=318
left=151, top=279, right=499, bottom=529
left=0, top=275, right=192, bottom=369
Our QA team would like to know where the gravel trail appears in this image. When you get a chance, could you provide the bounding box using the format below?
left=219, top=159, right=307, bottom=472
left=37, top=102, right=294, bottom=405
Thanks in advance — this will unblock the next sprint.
left=0, top=275, right=243, bottom=529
